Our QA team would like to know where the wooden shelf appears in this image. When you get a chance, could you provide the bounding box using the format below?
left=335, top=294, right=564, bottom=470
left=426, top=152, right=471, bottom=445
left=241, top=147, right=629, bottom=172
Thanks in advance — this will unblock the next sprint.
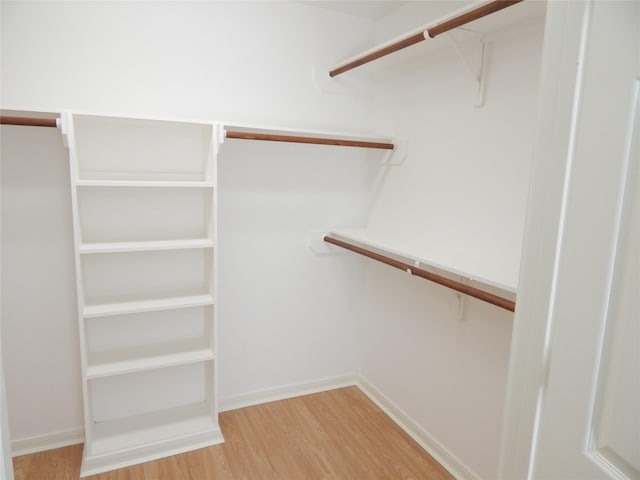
left=86, top=340, right=214, bottom=379
left=75, top=180, right=214, bottom=188
left=83, top=293, right=215, bottom=318
left=80, top=239, right=214, bottom=254
left=329, top=227, right=518, bottom=294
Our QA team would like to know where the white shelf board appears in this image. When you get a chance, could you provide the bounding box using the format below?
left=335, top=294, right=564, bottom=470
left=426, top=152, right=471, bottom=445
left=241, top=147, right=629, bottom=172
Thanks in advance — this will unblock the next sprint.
left=83, top=293, right=215, bottom=318
left=87, top=341, right=214, bottom=379
left=328, top=227, right=518, bottom=294
left=75, top=180, right=214, bottom=188
left=91, top=402, right=216, bottom=457
left=80, top=239, right=214, bottom=254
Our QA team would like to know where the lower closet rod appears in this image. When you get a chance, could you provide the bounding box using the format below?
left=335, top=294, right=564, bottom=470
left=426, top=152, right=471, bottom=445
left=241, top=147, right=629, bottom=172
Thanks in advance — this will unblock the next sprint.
left=0, top=115, right=58, bottom=127
left=324, top=235, right=516, bottom=312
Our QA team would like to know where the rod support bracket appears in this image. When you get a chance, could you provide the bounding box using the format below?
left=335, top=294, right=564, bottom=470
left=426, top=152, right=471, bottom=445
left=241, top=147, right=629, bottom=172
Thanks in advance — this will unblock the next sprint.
left=456, top=292, right=466, bottom=320
left=384, top=137, right=408, bottom=166
left=444, top=30, right=487, bottom=107
left=214, top=123, right=225, bottom=155
left=456, top=277, right=472, bottom=320
left=309, top=231, right=346, bottom=255
left=60, top=112, right=70, bottom=149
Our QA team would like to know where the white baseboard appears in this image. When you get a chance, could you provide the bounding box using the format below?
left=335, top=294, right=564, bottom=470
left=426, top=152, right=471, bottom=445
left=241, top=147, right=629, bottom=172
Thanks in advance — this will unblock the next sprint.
left=11, top=427, right=84, bottom=457
left=355, top=375, right=480, bottom=480
left=10, top=374, right=358, bottom=457
left=219, top=373, right=479, bottom=479
left=218, top=373, right=359, bottom=412
left=11, top=374, right=480, bottom=480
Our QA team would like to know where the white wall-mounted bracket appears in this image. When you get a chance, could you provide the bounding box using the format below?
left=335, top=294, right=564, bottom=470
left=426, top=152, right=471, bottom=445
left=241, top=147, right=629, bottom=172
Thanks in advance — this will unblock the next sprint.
left=215, top=123, right=225, bottom=146
left=213, top=123, right=225, bottom=156
left=456, top=292, right=466, bottom=320
left=445, top=30, right=487, bottom=107
left=455, top=277, right=472, bottom=321
left=407, top=259, right=421, bottom=276
left=308, top=231, right=348, bottom=255
left=59, top=112, right=70, bottom=149
left=383, top=137, right=408, bottom=166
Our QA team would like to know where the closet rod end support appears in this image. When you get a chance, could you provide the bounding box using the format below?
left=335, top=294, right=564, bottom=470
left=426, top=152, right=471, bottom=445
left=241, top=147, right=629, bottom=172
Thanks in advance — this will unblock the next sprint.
left=386, top=138, right=408, bottom=165
left=309, top=230, right=345, bottom=255
left=59, top=112, right=70, bottom=148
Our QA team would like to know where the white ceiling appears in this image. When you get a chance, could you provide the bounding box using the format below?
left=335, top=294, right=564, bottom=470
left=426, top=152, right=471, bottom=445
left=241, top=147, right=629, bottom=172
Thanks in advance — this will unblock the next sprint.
left=303, top=1, right=409, bottom=20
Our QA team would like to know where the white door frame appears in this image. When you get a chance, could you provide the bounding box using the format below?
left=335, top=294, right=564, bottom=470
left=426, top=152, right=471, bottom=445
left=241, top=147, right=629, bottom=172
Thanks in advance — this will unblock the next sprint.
left=499, top=2, right=588, bottom=476
left=1, top=361, right=14, bottom=480
left=499, top=1, right=638, bottom=478
left=1, top=180, right=14, bottom=480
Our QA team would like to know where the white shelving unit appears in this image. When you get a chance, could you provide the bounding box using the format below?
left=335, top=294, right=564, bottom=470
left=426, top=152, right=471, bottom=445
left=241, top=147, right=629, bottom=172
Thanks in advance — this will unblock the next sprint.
left=62, top=112, right=224, bottom=476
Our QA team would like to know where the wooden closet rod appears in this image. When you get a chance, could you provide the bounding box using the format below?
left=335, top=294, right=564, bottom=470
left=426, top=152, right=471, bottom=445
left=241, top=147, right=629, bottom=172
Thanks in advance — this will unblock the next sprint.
left=225, top=130, right=395, bottom=150
left=324, top=235, right=516, bottom=312
left=329, top=0, right=524, bottom=78
left=0, top=115, right=58, bottom=128
left=0, top=116, right=394, bottom=150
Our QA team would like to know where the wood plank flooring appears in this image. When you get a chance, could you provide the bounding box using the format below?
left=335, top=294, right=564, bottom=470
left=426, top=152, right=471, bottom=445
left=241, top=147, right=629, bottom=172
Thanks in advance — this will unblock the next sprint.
left=13, top=386, right=453, bottom=480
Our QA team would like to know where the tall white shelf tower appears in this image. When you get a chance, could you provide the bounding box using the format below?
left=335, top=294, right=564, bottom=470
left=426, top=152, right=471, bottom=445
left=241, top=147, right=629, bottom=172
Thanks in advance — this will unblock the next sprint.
left=61, top=113, right=224, bottom=476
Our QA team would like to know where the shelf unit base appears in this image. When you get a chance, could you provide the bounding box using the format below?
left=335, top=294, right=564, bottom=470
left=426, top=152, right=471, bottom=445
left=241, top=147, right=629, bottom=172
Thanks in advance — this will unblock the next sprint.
left=80, top=403, right=223, bottom=477
left=80, top=428, right=223, bottom=477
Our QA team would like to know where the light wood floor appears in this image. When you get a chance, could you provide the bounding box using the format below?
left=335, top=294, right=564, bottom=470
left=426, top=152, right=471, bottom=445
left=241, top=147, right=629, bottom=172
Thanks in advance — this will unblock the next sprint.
left=13, top=386, right=453, bottom=480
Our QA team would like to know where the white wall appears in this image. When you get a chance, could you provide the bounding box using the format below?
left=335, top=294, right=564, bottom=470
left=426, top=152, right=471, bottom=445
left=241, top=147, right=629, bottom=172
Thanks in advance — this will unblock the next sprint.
left=353, top=4, right=546, bottom=479
left=0, top=1, right=374, bottom=132
left=0, top=126, right=83, bottom=446
left=218, top=140, right=371, bottom=397
left=0, top=0, right=375, bottom=445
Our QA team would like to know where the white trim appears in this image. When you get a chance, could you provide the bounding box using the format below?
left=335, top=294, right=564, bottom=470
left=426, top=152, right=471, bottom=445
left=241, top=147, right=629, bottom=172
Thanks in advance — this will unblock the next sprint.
left=498, top=2, right=593, bottom=478
left=11, top=428, right=84, bottom=457
left=218, top=373, right=358, bottom=412
left=355, top=375, right=479, bottom=480
left=11, top=375, right=474, bottom=480
left=7, top=375, right=361, bottom=457
left=527, top=4, right=593, bottom=476
left=1, top=368, right=14, bottom=480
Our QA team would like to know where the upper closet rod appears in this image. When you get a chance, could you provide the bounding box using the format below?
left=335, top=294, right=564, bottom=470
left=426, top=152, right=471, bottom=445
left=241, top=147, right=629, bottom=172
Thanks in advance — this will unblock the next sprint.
left=225, top=130, right=395, bottom=150
left=324, top=235, right=516, bottom=312
left=0, top=115, right=58, bottom=128
left=329, top=0, right=524, bottom=78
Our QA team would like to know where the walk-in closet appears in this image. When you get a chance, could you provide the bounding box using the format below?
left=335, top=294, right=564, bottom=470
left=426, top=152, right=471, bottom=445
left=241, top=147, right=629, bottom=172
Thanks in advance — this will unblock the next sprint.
left=1, top=1, right=638, bottom=479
